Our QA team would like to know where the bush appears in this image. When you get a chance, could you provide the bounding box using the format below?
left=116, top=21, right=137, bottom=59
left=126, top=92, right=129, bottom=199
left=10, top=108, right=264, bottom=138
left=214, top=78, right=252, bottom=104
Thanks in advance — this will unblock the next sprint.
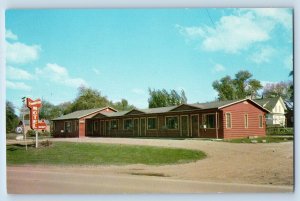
left=26, top=130, right=52, bottom=137
left=267, top=127, right=294, bottom=135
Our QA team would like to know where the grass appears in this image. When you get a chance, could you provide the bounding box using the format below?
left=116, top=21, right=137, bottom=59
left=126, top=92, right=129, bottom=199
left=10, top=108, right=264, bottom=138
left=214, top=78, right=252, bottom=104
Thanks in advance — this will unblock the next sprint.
left=224, top=136, right=293, bottom=143
left=7, top=142, right=206, bottom=166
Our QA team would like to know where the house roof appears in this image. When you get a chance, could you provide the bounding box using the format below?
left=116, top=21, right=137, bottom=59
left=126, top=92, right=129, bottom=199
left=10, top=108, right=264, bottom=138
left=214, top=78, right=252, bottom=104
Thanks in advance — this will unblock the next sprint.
left=91, top=98, right=268, bottom=119
left=253, top=97, right=286, bottom=111
left=139, top=106, right=178, bottom=114
left=52, top=107, right=115, bottom=120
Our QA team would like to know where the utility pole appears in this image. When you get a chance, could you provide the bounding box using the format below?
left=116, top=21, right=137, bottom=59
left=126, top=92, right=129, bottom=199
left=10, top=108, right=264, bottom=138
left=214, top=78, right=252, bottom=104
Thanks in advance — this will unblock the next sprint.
left=22, top=97, right=27, bottom=150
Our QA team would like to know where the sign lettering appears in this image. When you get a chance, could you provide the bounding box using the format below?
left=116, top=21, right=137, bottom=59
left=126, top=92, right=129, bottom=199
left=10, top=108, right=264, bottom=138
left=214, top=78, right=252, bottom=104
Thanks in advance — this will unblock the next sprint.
left=26, top=98, right=47, bottom=130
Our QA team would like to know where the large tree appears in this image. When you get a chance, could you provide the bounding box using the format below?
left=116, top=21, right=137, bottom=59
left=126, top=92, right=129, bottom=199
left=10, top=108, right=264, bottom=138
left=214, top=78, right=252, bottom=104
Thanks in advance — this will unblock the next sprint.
left=148, top=88, right=187, bottom=108
left=262, top=81, right=292, bottom=100
left=39, top=100, right=64, bottom=120
left=6, top=101, right=19, bottom=133
left=111, top=99, right=135, bottom=111
left=70, top=86, right=111, bottom=112
left=212, top=70, right=262, bottom=100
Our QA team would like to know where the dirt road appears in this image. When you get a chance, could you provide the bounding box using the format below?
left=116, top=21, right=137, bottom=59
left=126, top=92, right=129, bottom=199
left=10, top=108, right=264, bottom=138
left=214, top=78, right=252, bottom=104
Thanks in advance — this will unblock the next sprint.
left=7, top=137, right=294, bottom=193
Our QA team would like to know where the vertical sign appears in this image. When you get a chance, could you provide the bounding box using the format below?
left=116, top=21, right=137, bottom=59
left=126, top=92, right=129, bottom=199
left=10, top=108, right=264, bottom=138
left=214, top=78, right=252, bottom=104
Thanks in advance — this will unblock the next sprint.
left=26, top=98, right=47, bottom=130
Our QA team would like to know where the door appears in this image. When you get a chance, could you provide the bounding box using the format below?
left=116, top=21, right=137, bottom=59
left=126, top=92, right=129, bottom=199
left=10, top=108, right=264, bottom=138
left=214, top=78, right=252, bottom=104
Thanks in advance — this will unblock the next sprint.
left=105, top=120, right=110, bottom=136
left=140, top=118, right=146, bottom=136
left=133, top=118, right=139, bottom=136
left=100, top=120, right=105, bottom=136
left=180, top=115, right=189, bottom=137
left=191, top=115, right=199, bottom=137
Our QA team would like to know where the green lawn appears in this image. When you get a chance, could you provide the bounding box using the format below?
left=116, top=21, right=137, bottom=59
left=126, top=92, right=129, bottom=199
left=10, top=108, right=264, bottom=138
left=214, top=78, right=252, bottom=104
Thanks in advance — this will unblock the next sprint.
left=7, top=142, right=206, bottom=165
left=224, top=136, right=293, bottom=143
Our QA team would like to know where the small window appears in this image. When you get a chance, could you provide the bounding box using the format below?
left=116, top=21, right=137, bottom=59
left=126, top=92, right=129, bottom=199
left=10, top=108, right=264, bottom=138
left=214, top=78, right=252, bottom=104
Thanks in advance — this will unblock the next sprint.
left=64, top=121, right=72, bottom=133
left=244, top=114, right=248, bottom=128
left=166, top=116, right=178, bottom=129
left=147, top=117, right=157, bottom=129
left=111, top=120, right=118, bottom=129
left=203, top=114, right=216, bottom=128
left=124, top=119, right=133, bottom=130
left=226, top=113, right=232, bottom=128
left=259, top=115, right=263, bottom=128
left=53, top=122, right=56, bottom=132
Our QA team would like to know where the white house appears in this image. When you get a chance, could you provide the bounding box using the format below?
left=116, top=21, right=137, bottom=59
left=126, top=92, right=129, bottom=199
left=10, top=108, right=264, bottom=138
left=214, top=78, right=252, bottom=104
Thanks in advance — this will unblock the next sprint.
left=254, top=97, right=287, bottom=126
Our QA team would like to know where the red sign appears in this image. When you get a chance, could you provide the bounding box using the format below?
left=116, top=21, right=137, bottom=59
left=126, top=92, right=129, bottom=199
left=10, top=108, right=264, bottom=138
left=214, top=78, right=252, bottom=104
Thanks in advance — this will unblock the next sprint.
left=26, top=98, right=47, bottom=130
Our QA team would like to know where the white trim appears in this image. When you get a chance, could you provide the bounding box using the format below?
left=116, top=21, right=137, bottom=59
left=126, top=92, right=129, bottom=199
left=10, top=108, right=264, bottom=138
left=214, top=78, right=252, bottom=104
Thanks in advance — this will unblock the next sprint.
left=133, top=118, right=140, bottom=136
left=165, top=115, right=179, bottom=130
left=147, top=117, right=158, bottom=130
left=225, top=112, right=232, bottom=129
left=219, top=99, right=271, bottom=113
left=180, top=115, right=189, bottom=137
left=123, top=118, right=133, bottom=130
left=140, top=117, right=146, bottom=136
left=190, top=114, right=199, bottom=137
left=202, top=113, right=218, bottom=129
left=110, top=119, right=118, bottom=129
left=244, top=113, right=248, bottom=128
left=259, top=114, right=263, bottom=128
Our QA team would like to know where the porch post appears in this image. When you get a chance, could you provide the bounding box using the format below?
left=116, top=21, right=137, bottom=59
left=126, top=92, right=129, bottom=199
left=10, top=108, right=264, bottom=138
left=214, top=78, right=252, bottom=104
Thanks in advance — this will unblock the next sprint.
left=216, top=111, right=218, bottom=139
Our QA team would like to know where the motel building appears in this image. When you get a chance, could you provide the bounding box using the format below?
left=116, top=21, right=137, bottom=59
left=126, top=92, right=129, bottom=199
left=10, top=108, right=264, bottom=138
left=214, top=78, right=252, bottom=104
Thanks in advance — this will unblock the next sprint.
left=52, top=98, right=269, bottom=139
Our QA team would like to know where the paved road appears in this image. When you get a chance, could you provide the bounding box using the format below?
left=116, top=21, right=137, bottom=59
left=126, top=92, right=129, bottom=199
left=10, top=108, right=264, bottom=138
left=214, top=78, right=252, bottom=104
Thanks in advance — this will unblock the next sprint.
left=7, top=166, right=293, bottom=194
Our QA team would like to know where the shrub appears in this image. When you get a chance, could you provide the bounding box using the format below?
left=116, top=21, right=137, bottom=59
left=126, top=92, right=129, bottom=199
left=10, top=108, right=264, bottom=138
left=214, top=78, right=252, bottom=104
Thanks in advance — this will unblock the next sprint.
left=26, top=130, right=52, bottom=137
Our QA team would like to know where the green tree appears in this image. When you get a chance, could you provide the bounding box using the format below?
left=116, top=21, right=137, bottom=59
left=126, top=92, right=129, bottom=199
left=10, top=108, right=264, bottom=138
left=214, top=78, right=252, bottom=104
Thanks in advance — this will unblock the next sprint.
left=70, top=86, right=110, bottom=112
left=39, top=100, right=63, bottom=120
left=212, top=76, right=236, bottom=100
left=213, top=70, right=263, bottom=100
left=111, top=99, right=135, bottom=111
left=148, top=88, right=187, bottom=108
left=6, top=101, right=19, bottom=133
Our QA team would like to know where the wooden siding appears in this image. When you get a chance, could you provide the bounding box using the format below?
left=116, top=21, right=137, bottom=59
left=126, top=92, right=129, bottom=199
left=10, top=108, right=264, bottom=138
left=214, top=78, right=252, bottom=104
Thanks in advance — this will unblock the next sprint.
left=221, top=101, right=266, bottom=139
left=52, top=107, right=115, bottom=138
left=53, top=119, right=79, bottom=138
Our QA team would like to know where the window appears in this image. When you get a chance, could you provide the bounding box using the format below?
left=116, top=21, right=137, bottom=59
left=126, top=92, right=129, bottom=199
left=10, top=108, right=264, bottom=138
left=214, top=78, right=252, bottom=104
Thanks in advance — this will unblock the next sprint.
left=166, top=116, right=178, bottom=129
left=244, top=114, right=248, bottom=128
left=124, top=119, right=133, bottom=130
left=64, top=121, right=72, bottom=133
left=226, top=113, right=232, bottom=128
left=147, top=117, right=157, bottom=130
left=259, top=115, right=263, bottom=128
left=111, top=120, right=118, bottom=129
left=203, top=114, right=216, bottom=128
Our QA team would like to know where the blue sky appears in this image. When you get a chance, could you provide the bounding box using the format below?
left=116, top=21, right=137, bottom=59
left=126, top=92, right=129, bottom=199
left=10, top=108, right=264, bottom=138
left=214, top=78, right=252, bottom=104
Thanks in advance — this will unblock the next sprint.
left=5, top=8, right=293, bottom=112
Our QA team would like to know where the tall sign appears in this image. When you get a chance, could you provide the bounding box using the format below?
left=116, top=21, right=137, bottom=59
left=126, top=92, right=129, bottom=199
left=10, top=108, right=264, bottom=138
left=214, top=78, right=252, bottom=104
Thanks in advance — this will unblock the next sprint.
left=26, top=98, right=47, bottom=130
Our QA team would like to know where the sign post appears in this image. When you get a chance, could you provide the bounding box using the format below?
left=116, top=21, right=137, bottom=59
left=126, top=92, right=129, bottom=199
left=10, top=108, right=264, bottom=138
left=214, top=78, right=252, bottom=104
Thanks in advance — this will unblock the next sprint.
left=26, top=98, right=47, bottom=148
left=22, top=97, right=27, bottom=151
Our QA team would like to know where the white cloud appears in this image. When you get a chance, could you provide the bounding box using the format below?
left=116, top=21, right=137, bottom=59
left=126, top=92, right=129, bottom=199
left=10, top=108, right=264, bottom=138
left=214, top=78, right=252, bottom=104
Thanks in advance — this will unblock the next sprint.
left=212, top=63, right=226, bottom=73
left=36, top=63, right=88, bottom=88
left=92, top=68, right=100, bottom=75
left=7, top=66, right=34, bottom=80
left=6, top=41, right=41, bottom=64
left=131, top=88, right=146, bottom=95
left=246, top=8, right=292, bottom=29
left=177, top=8, right=292, bottom=54
left=5, top=30, right=18, bottom=40
left=6, top=80, right=31, bottom=91
left=249, top=46, right=275, bottom=64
